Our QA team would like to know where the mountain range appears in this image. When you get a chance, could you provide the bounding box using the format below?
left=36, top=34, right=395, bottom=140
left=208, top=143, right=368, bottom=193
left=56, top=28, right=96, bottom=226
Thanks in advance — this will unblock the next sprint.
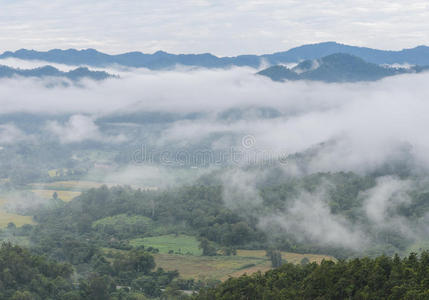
left=257, top=53, right=429, bottom=83
left=1, top=42, right=429, bottom=70
left=0, top=65, right=112, bottom=81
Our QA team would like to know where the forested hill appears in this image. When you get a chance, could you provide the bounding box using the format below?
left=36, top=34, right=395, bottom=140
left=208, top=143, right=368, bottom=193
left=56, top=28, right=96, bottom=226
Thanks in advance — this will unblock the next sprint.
left=257, top=53, right=429, bottom=83
left=195, top=252, right=429, bottom=300
left=0, top=243, right=75, bottom=299
left=1, top=42, right=429, bottom=69
left=0, top=65, right=113, bottom=81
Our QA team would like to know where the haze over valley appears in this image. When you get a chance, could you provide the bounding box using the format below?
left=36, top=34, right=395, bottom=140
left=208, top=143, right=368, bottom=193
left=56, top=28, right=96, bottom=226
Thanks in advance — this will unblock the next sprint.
left=1, top=1, right=429, bottom=299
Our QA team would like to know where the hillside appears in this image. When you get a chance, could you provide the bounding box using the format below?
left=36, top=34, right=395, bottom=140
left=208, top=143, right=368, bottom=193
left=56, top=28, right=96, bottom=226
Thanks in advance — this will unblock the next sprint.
left=0, top=65, right=114, bottom=81
left=196, top=252, right=429, bottom=299
left=257, top=53, right=429, bottom=82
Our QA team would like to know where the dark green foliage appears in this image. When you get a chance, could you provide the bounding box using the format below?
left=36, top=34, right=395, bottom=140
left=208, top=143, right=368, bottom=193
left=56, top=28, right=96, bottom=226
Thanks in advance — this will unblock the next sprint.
left=198, top=238, right=217, bottom=256
left=196, top=252, right=429, bottom=300
left=32, top=184, right=263, bottom=255
left=79, top=275, right=116, bottom=300
left=0, top=242, right=74, bottom=300
left=28, top=171, right=429, bottom=261
left=113, top=249, right=155, bottom=278
left=267, top=250, right=282, bottom=268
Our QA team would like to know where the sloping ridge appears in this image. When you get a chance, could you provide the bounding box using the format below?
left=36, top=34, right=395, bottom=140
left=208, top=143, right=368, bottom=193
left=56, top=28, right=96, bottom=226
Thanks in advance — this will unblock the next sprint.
left=257, top=53, right=429, bottom=83
left=0, top=64, right=113, bottom=81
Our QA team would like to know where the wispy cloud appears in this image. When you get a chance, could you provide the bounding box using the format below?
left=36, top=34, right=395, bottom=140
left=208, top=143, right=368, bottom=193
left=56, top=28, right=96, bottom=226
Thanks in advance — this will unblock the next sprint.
left=0, top=123, right=29, bottom=145
left=1, top=67, right=429, bottom=173
left=46, top=114, right=127, bottom=144
left=0, top=0, right=428, bottom=55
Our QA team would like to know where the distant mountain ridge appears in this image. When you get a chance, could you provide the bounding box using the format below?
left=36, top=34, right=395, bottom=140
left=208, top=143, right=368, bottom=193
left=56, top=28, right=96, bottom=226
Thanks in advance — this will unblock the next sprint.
left=0, top=65, right=113, bottom=81
left=257, top=53, right=429, bottom=83
left=1, top=42, right=429, bottom=69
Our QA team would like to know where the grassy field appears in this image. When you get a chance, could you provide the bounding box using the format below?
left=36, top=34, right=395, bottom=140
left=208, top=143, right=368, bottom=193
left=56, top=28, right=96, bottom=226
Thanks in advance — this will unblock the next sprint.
left=101, top=246, right=270, bottom=281
left=130, top=234, right=202, bottom=255
left=30, top=180, right=105, bottom=191
left=30, top=189, right=81, bottom=202
left=0, top=196, right=34, bottom=228
left=236, top=249, right=336, bottom=264
left=153, top=253, right=270, bottom=281
left=126, top=235, right=336, bottom=281
left=152, top=250, right=335, bottom=281
left=30, top=180, right=157, bottom=193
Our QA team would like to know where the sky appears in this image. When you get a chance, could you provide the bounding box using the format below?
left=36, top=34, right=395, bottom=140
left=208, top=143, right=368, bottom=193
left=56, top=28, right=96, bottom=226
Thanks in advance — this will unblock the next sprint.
left=0, top=0, right=428, bottom=56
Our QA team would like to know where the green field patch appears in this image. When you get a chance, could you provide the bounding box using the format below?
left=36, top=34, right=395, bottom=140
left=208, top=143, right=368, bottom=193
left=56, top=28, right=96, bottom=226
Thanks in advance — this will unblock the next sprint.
left=130, top=234, right=202, bottom=255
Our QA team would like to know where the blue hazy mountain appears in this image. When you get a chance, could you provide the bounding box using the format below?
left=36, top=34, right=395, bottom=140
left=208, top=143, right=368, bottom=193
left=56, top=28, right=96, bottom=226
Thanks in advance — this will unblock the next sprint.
left=261, top=42, right=429, bottom=65
left=1, top=42, right=429, bottom=69
left=257, top=53, right=429, bottom=83
left=0, top=65, right=113, bottom=81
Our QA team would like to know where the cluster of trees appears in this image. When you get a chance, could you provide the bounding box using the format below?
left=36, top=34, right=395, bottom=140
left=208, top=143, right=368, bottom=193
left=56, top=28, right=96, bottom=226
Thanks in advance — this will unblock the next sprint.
left=26, top=171, right=429, bottom=261
left=31, top=185, right=263, bottom=254
left=196, top=252, right=429, bottom=300
left=10, top=185, right=252, bottom=298
left=0, top=141, right=92, bottom=187
left=0, top=241, right=184, bottom=299
left=0, top=242, right=74, bottom=299
left=3, top=170, right=429, bottom=298
left=0, top=241, right=184, bottom=300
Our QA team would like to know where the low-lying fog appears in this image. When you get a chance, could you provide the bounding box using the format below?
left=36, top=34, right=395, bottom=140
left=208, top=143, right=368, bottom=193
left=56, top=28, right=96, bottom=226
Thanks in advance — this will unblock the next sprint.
left=1, top=61, right=429, bottom=252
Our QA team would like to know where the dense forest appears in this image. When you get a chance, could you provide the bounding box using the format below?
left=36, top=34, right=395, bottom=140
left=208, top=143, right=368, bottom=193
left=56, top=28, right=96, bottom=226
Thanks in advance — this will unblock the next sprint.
left=0, top=169, right=427, bottom=298
left=23, top=170, right=428, bottom=259
left=3, top=239, right=428, bottom=299
left=0, top=242, right=185, bottom=299
left=7, top=170, right=429, bottom=262
left=196, top=252, right=429, bottom=300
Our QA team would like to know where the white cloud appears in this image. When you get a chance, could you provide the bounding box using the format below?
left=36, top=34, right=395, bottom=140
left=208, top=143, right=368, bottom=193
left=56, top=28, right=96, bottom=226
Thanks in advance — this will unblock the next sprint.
left=0, top=123, right=28, bottom=145
left=259, top=188, right=369, bottom=249
left=0, top=58, right=428, bottom=252
left=2, top=68, right=429, bottom=173
left=46, top=114, right=127, bottom=144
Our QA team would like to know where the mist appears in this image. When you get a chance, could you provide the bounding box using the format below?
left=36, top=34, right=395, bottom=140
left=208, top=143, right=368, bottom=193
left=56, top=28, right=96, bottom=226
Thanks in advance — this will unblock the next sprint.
left=1, top=67, right=429, bottom=172
left=2, top=65, right=429, bottom=253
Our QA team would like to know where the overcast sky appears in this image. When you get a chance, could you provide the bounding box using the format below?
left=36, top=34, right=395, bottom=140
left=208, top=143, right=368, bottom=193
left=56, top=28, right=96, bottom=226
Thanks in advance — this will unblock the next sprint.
left=0, top=0, right=428, bottom=56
